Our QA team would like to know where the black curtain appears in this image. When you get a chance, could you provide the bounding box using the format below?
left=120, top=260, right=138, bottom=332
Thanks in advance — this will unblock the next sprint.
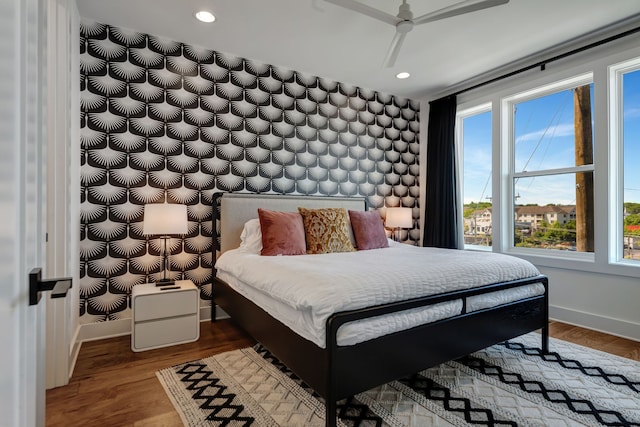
left=423, top=95, right=459, bottom=249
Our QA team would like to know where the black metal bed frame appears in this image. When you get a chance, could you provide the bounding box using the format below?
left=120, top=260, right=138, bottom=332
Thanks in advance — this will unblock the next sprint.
left=211, top=194, right=549, bottom=427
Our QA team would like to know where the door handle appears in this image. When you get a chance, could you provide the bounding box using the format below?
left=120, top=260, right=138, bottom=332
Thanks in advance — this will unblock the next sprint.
left=29, top=268, right=72, bottom=306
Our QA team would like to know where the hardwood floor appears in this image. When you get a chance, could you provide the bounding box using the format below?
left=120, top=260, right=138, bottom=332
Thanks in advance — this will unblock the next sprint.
left=46, top=320, right=255, bottom=427
left=548, top=320, right=640, bottom=361
left=46, top=319, right=639, bottom=427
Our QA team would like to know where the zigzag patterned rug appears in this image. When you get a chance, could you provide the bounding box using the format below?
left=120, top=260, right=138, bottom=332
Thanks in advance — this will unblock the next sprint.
left=156, top=333, right=640, bottom=426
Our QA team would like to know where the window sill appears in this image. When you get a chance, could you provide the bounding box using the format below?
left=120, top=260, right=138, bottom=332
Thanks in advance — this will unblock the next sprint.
left=463, top=244, right=493, bottom=252
left=462, top=245, right=640, bottom=278
left=503, top=248, right=640, bottom=279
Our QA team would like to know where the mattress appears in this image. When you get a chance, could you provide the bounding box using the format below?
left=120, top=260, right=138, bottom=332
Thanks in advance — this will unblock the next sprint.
left=215, top=242, right=545, bottom=348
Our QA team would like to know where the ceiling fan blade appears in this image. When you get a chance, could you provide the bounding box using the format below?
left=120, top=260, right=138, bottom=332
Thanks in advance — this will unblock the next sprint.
left=383, top=31, right=407, bottom=68
left=413, top=0, right=509, bottom=25
left=324, top=0, right=400, bottom=26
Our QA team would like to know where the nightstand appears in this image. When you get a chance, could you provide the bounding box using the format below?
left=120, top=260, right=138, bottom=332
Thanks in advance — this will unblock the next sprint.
left=131, top=280, right=200, bottom=352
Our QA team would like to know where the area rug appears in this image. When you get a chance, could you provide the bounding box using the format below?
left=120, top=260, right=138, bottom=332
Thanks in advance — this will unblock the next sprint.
left=157, top=333, right=640, bottom=426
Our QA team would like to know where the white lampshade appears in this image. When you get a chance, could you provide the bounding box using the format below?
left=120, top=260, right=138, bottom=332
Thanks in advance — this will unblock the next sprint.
left=385, top=207, right=413, bottom=228
left=143, top=203, right=188, bottom=235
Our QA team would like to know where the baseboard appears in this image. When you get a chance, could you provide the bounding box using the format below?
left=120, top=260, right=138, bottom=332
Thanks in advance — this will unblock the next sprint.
left=217, top=309, right=230, bottom=319
left=198, top=306, right=229, bottom=321
left=77, top=307, right=231, bottom=343
left=200, top=306, right=211, bottom=321
left=77, top=318, right=131, bottom=342
left=68, top=325, right=81, bottom=381
left=549, top=304, right=640, bottom=342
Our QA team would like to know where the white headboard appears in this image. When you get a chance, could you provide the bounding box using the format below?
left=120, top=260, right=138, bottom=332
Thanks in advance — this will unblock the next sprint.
left=216, top=193, right=366, bottom=254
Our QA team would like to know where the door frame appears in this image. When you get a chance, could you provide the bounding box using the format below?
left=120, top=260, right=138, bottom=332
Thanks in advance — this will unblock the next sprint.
left=0, top=0, right=48, bottom=425
left=45, top=0, right=81, bottom=390
left=0, top=0, right=80, bottom=424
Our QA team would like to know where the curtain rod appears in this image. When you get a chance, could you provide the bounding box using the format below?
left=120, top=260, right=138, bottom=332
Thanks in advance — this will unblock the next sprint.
left=451, top=24, right=640, bottom=97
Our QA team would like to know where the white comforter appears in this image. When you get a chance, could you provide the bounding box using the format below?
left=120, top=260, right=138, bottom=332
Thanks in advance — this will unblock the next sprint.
left=216, top=242, right=543, bottom=347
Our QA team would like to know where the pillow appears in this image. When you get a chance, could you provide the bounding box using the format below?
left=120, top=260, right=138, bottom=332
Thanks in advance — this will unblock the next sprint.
left=257, top=209, right=306, bottom=256
left=298, top=207, right=356, bottom=254
left=239, top=218, right=262, bottom=253
left=348, top=210, right=389, bottom=250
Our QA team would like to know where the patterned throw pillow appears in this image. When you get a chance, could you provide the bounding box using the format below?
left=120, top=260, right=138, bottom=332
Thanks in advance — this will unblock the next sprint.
left=298, top=207, right=356, bottom=254
left=348, top=210, right=389, bottom=250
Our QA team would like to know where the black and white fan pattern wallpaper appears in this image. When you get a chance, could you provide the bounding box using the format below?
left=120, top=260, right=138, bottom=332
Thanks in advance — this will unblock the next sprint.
left=79, top=19, right=421, bottom=323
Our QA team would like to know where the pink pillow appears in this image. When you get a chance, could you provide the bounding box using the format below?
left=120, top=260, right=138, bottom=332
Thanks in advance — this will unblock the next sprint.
left=258, top=209, right=306, bottom=256
left=348, top=210, right=389, bottom=250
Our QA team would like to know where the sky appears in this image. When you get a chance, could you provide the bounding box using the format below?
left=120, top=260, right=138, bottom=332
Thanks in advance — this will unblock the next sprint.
left=462, top=69, right=640, bottom=206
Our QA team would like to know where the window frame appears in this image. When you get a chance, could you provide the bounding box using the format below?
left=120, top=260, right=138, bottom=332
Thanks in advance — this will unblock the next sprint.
left=503, top=73, right=595, bottom=260
left=457, top=102, right=493, bottom=251
left=454, top=39, right=640, bottom=279
left=609, top=57, right=640, bottom=267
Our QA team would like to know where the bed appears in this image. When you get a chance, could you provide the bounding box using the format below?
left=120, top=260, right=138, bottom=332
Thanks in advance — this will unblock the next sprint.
left=211, top=193, right=549, bottom=427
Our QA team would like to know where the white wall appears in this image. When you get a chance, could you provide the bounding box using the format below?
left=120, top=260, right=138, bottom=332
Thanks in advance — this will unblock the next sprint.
left=434, top=27, right=640, bottom=341
left=542, top=267, right=640, bottom=339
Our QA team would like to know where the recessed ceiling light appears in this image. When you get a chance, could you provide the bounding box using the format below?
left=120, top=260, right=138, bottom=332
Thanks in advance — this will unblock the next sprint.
left=194, top=10, right=215, bottom=23
left=396, top=72, right=410, bottom=79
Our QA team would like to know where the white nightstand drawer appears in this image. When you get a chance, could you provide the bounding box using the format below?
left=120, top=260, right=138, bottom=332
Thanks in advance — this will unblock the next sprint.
left=131, top=280, right=200, bottom=352
left=134, top=314, right=199, bottom=350
left=134, top=289, right=197, bottom=322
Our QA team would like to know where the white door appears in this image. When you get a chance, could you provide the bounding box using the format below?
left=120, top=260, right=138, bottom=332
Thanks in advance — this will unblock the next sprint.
left=0, top=0, right=49, bottom=425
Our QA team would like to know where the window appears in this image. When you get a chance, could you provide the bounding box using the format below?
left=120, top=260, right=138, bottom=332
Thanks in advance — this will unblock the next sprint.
left=506, top=76, right=594, bottom=253
left=459, top=105, right=492, bottom=249
left=457, top=48, right=640, bottom=276
left=613, top=60, right=640, bottom=263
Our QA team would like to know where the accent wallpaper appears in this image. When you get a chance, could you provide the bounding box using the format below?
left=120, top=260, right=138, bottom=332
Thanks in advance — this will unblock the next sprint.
left=79, top=19, right=421, bottom=323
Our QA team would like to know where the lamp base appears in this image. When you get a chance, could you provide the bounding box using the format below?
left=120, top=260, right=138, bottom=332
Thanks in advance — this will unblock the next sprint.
left=155, top=279, right=175, bottom=287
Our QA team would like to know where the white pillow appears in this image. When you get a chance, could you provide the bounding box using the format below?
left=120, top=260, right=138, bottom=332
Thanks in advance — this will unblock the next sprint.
left=239, top=218, right=262, bottom=253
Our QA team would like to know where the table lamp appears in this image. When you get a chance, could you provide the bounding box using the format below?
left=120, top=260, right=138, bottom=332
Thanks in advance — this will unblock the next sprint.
left=143, top=203, right=188, bottom=286
left=385, top=207, right=413, bottom=241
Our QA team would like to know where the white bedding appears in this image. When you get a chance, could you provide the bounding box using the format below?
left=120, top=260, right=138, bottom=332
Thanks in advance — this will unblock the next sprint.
left=216, top=241, right=544, bottom=347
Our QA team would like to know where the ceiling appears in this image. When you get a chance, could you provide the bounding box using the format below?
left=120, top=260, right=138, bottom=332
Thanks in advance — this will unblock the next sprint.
left=77, top=0, right=640, bottom=99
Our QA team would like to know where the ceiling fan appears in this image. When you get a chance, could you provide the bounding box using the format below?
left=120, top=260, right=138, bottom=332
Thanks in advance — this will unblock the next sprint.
left=324, top=0, right=509, bottom=68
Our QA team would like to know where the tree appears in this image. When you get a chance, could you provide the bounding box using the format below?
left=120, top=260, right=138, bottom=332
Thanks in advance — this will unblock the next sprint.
left=544, top=221, right=574, bottom=242
left=624, top=213, right=640, bottom=226
left=624, top=202, right=640, bottom=215
left=533, top=220, right=550, bottom=237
